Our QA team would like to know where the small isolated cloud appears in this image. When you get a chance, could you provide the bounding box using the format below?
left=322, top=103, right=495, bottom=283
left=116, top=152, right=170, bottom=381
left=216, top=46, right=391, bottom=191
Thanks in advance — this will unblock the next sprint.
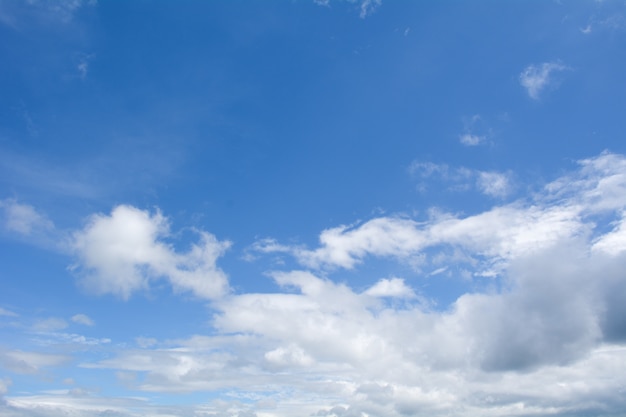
left=476, top=171, right=512, bottom=198
left=459, top=133, right=485, bottom=146
left=519, top=61, right=568, bottom=100
left=458, top=114, right=491, bottom=146
left=71, top=205, right=231, bottom=300
left=71, top=314, right=94, bottom=326
left=0, top=199, right=54, bottom=236
left=75, top=53, right=94, bottom=80
left=356, top=0, right=382, bottom=18
left=364, top=277, right=416, bottom=298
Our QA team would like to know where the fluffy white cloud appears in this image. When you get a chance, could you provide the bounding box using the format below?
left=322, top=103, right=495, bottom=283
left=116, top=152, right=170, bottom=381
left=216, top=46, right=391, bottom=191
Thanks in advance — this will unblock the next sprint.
left=70, top=250, right=626, bottom=416
left=4, top=152, right=626, bottom=417
left=519, top=61, right=568, bottom=99
left=71, top=205, right=231, bottom=300
left=261, top=153, right=624, bottom=273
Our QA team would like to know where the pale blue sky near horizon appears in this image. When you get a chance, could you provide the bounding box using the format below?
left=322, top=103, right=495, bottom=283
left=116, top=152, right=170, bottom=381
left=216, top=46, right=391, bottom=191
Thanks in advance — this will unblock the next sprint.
left=2, top=1, right=626, bottom=416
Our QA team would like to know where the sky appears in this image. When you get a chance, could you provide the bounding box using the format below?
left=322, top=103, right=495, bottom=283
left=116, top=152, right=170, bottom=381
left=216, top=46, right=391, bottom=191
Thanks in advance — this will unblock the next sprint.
left=1, top=0, right=626, bottom=416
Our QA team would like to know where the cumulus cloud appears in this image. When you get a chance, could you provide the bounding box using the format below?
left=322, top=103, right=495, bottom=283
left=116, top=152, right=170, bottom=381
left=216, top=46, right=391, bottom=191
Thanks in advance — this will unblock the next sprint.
left=4, top=152, right=626, bottom=417
left=261, top=153, right=626, bottom=271
left=519, top=61, right=568, bottom=100
left=74, top=254, right=626, bottom=416
left=71, top=205, right=231, bottom=300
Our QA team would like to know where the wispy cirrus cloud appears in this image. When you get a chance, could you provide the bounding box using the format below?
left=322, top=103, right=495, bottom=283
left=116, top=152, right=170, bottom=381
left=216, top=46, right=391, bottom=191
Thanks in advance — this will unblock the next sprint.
left=409, top=161, right=513, bottom=198
left=0, top=0, right=96, bottom=28
left=313, top=0, right=382, bottom=18
left=0, top=199, right=54, bottom=237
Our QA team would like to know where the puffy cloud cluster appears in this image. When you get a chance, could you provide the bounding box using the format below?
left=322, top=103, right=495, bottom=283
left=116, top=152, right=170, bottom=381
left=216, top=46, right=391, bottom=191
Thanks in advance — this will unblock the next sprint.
left=71, top=205, right=231, bottom=300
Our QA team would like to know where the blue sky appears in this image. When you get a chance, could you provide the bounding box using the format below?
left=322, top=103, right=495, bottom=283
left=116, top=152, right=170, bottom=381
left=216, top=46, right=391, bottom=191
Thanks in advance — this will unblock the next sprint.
left=1, top=0, right=626, bottom=416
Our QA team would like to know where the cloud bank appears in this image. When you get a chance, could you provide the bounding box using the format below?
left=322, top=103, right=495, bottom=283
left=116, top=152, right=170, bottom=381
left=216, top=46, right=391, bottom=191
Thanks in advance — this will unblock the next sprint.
left=3, top=152, right=626, bottom=417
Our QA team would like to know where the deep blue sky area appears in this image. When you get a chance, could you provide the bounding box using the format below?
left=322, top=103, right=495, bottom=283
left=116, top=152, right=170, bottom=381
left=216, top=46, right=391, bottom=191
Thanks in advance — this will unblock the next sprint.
left=2, top=1, right=626, bottom=416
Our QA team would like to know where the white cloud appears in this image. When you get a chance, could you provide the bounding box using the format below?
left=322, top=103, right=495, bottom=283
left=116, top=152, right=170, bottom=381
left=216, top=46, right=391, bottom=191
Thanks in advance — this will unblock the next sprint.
left=0, top=307, right=17, bottom=317
left=458, top=114, right=491, bottom=147
left=0, top=349, right=69, bottom=374
left=75, top=53, right=94, bottom=80
left=0, top=0, right=96, bottom=28
left=261, top=153, right=626, bottom=272
left=476, top=171, right=511, bottom=198
left=0, top=378, right=9, bottom=396
left=459, top=133, right=485, bottom=146
left=33, top=317, right=68, bottom=332
left=313, top=0, right=382, bottom=18
left=74, top=251, right=626, bottom=415
left=409, top=161, right=511, bottom=198
left=71, top=314, right=94, bottom=326
left=519, top=61, right=568, bottom=100
left=71, top=205, right=231, bottom=300
left=0, top=199, right=54, bottom=236
left=4, top=152, right=626, bottom=417
left=364, top=277, right=416, bottom=298
left=356, top=0, right=381, bottom=18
